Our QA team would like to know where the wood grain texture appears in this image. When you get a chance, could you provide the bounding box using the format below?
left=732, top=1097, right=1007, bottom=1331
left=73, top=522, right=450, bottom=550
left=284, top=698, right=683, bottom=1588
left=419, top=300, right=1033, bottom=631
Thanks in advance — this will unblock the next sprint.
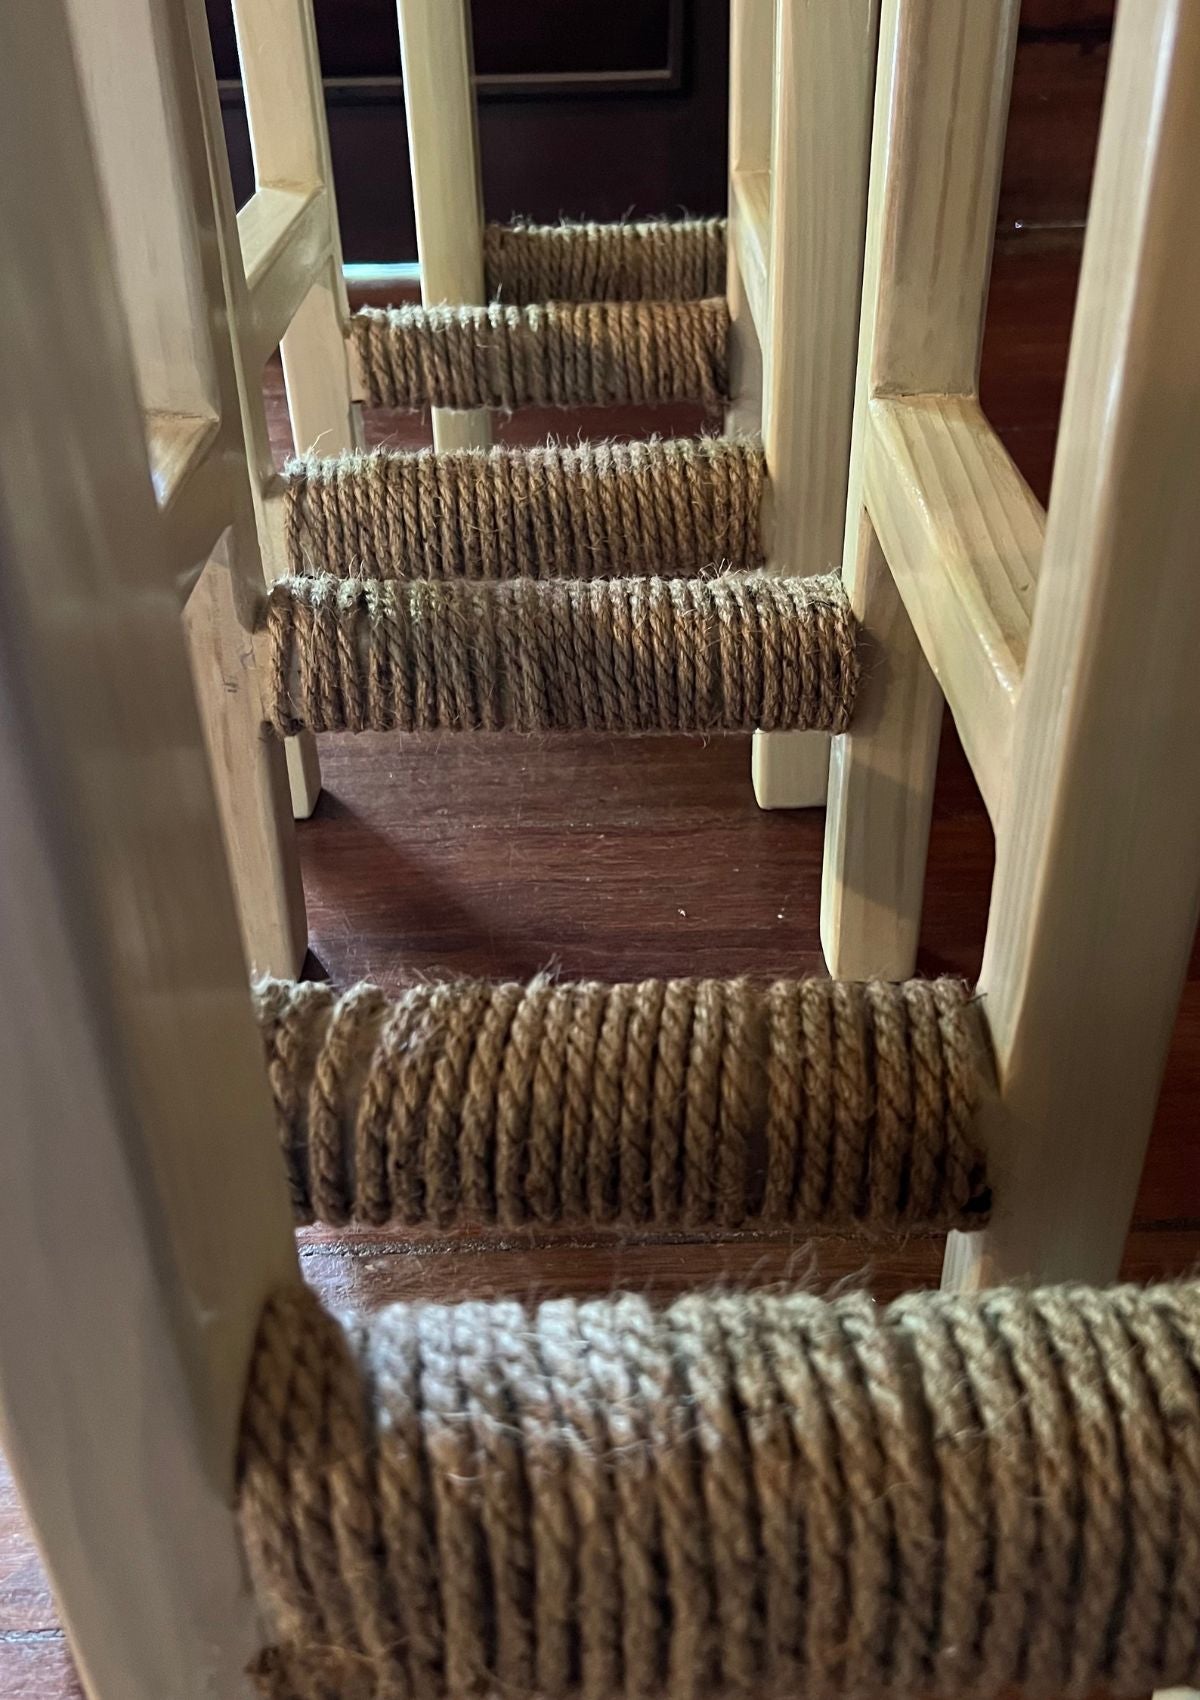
left=229, top=0, right=362, bottom=469
left=69, top=0, right=307, bottom=972
left=729, top=168, right=769, bottom=343
left=237, top=184, right=327, bottom=373
left=823, top=0, right=1022, bottom=980
left=0, top=7, right=298, bottom=1700
left=750, top=0, right=878, bottom=811
left=865, top=395, right=1044, bottom=822
left=218, top=0, right=364, bottom=815
left=396, top=0, right=491, bottom=452
left=947, top=0, right=1200, bottom=1290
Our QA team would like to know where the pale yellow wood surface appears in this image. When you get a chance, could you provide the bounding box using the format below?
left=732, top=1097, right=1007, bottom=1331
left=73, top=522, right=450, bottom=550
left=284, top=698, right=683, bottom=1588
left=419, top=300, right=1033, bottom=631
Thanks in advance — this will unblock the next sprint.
left=764, top=0, right=879, bottom=581
left=823, top=0, right=1021, bottom=975
left=189, top=0, right=336, bottom=815
left=237, top=183, right=329, bottom=372
left=185, top=545, right=308, bottom=971
left=145, top=412, right=221, bottom=508
left=281, top=270, right=363, bottom=463
left=64, top=0, right=219, bottom=426
left=865, top=394, right=1044, bottom=822
left=823, top=509, right=945, bottom=976
left=730, top=169, right=771, bottom=347
left=945, top=0, right=1200, bottom=1288
left=396, top=0, right=491, bottom=452
left=67, top=0, right=307, bottom=969
left=186, top=0, right=323, bottom=882
left=733, top=1, right=879, bottom=811
left=728, top=0, right=773, bottom=177
left=724, top=0, right=771, bottom=441
left=0, top=13, right=298, bottom=1700
left=230, top=0, right=361, bottom=460
left=724, top=243, right=764, bottom=440
left=226, top=0, right=362, bottom=807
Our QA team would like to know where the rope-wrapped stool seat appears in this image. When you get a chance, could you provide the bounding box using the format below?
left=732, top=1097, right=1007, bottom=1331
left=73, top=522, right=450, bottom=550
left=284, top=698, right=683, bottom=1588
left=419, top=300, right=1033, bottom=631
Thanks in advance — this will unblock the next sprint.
left=351, top=298, right=729, bottom=411
left=484, top=216, right=727, bottom=304
left=254, top=974, right=989, bottom=1231
left=262, top=572, right=858, bottom=737
left=240, top=1277, right=1200, bottom=1700
left=283, top=437, right=764, bottom=581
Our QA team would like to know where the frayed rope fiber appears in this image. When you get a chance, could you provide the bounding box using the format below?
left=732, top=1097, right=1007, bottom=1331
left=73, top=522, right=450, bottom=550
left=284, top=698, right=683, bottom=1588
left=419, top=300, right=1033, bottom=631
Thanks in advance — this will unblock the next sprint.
left=253, top=975, right=988, bottom=1232
left=240, top=1277, right=1200, bottom=1700
left=262, top=572, right=858, bottom=737
left=283, top=437, right=764, bottom=581
left=483, top=216, right=726, bottom=304
left=350, top=298, right=729, bottom=411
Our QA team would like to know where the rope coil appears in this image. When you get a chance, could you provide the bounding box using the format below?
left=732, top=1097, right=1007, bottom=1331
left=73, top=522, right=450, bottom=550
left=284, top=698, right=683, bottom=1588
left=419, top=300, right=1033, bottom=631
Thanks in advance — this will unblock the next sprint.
left=350, top=298, right=729, bottom=411
left=240, top=1277, right=1200, bottom=1700
left=483, top=217, right=727, bottom=304
left=283, top=437, right=764, bottom=581
left=254, top=975, right=989, bottom=1232
left=262, top=572, right=859, bottom=738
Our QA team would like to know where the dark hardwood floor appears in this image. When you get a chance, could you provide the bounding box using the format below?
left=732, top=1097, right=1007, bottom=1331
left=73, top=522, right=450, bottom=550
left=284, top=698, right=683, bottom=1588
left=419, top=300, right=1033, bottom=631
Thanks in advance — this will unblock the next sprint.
left=3, top=241, right=1197, bottom=1699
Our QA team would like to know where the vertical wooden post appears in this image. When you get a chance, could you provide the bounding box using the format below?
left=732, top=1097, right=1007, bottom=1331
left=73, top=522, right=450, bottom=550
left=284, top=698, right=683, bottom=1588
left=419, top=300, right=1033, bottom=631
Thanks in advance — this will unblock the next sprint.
left=396, top=0, right=491, bottom=452
left=65, top=0, right=307, bottom=977
left=944, top=0, right=1200, bottom=1289
left=821, top=0, right=1021, bottom=978
left=724, top=0, right=771, bottom=439
left=219, top=0, right=363, bottom=818
left=230, top=0, right=361, bottom=461
left=0, top=9, right=298, bottom=1700
left=750, top=0, right=879, bottom=810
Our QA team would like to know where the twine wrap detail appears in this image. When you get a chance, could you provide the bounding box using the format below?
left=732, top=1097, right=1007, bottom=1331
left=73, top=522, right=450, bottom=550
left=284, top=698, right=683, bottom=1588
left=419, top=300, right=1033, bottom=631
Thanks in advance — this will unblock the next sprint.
left=350, top=298, right=729, bottom=411
left=483, top=217, right=727, bottom=304
left=283, top=437, right=764, bottom=582
left=253, top=975, right=989, bottom=1232
left=262, top=572, right=859, bottom=738
left=240, top=1277, right=1200, bottom=1700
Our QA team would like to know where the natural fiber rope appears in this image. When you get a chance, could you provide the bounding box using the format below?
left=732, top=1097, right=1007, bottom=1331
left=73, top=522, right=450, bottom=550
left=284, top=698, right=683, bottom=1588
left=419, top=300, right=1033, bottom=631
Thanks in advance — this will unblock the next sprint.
left=350, top=298, right=729, bottom=411
left=483, top=217, right=727, bottom=304
left=283, top=437, right=764, bottom=581
left=240, top=1277, right=1200, bottom=1700
left=253, top=975, right=989, bottom=1232
left=262, top=572, right=858, bottom=738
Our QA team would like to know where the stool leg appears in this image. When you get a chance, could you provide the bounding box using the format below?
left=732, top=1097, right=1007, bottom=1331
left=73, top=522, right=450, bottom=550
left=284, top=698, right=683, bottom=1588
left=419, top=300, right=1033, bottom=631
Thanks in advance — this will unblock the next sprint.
left=821, top=0, right=1021, bottom=978
left=945, top=0, right=1200, bottom=1289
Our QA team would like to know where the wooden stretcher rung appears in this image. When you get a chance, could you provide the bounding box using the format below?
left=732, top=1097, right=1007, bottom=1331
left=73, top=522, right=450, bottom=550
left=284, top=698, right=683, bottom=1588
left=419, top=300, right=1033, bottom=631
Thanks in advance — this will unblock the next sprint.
left=864, top=393, right=1045, bottom=823
left=237, top=184, right=331, bottom=372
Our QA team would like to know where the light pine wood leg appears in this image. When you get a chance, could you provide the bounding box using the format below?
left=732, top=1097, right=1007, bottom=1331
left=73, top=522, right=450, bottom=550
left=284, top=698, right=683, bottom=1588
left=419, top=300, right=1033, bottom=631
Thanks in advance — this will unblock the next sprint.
left=185, top=542, right=308, bottom=978
left=65, top=0, right=309, bottom=970
left=0, top=8, right=299, bottom=1697
left=281, top=265, right=361, bottom=459
left=945, top=0, right=1200, bottom=1289
left=752, top=731, right=832, bottom=809
left=277, top=268, right=362, bottom=818
left=822, top=511, right=941, bottom=976
left=821, top=0, right=1021, bottom=975
left=397, top=0, right=491, bottom=452
left=220, top=0, right=364, bottom=818
left=729, top=0, right=877, bottom=813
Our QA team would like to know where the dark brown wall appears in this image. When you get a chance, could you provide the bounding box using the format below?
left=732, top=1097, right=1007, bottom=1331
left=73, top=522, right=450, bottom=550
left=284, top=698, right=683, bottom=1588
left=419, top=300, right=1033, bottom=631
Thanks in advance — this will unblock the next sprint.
left=211, top=0, right=730, bottom=262
left=209, top=0, right=1112, bottom=263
